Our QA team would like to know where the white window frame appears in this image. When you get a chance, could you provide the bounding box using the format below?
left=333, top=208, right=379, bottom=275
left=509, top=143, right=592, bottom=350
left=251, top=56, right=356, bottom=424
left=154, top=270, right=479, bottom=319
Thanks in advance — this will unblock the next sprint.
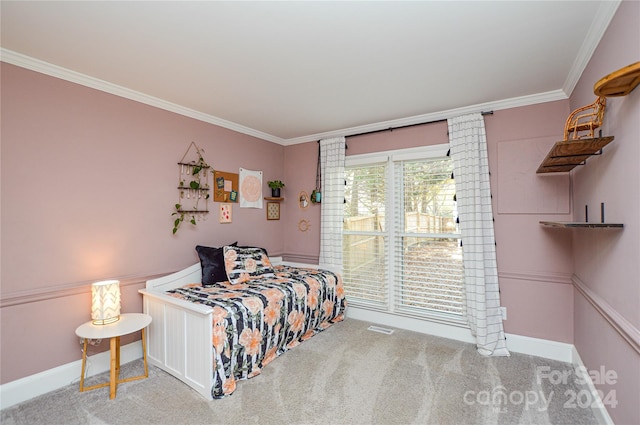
left=344, top=144, right=468, bottom=327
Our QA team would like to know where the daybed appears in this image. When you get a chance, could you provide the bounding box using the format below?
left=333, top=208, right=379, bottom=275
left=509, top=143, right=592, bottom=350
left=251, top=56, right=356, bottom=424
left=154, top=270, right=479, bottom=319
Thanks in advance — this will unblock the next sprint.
left=139, top=245, right=346, bottom=400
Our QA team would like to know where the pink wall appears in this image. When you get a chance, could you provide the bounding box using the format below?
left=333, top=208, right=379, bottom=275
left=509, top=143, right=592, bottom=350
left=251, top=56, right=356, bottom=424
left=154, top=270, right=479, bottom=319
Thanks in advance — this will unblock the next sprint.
left=486, top=102, right=575, bottom=343
left=568, top=1, right=640, bottom=424
left=2, top=11, right=637, bottom=420
left=0, top=63, right=286, bottom=383
left=283, top=101, right=576, bottom=344
left=282, top=142, right=322, bottom=263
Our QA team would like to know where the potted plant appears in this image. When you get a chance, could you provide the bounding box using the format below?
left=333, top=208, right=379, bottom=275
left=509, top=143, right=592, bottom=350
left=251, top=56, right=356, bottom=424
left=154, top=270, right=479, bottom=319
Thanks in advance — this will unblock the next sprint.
left=172, top=203, right=196, bottom=234
left=267, top=180, right=285, bottom=197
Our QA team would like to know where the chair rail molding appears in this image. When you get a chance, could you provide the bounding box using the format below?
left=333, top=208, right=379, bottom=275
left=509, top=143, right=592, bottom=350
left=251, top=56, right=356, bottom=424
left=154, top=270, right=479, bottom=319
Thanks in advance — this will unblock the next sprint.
left=572, top=274, right=640, bottom=355
left=0, top=272, right=169, bottom=308
left=499, top=270, right=573, bottom=285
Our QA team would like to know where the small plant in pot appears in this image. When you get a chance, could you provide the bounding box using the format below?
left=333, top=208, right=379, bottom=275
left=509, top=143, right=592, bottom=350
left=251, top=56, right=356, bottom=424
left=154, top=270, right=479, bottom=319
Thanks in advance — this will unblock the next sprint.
left=267, top=180, right=285, bottom=197
left=172, top=203, right=196, bottom=234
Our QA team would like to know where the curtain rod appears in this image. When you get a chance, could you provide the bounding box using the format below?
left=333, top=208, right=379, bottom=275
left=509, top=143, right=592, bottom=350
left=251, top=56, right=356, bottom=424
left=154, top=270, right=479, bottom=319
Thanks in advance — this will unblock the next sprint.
left=345, top=111, right=494, bottom=139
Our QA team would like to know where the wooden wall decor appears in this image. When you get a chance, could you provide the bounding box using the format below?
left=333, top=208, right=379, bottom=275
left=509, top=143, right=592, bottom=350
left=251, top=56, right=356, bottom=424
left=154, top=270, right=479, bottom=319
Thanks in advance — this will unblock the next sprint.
left=593, top=61, right=640, bottom=97
left=173, top=141, right=211, bottom=234
left=214, top=170, right=239, bottom=202
left=298, top=191, right=310, bottom=209
left=298, top=219, right=311, bottom=232
left=537, top=63, right=639, bottom=174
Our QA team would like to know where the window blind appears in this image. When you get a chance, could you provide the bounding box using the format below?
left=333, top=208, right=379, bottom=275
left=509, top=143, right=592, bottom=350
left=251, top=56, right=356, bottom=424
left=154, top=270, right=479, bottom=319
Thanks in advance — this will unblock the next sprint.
left=393, top=158, right=463, bottom=318
left=343, top=149, right=465, bottom=323
left=343, top=163, right=388, bottom=308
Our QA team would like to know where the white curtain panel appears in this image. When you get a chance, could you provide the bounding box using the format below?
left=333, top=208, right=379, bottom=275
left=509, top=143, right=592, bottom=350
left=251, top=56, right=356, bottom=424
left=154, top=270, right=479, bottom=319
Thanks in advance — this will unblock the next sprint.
left=239, top=168, right=263, bottom=208
left=448, top=113, right=510, bottom=357
left=319, top=137, right=346, bottom=269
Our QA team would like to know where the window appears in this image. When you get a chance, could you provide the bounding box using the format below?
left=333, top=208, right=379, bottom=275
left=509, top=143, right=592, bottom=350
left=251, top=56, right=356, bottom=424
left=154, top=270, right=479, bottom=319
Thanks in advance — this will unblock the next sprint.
left=343, top=145, right=464, bottom=323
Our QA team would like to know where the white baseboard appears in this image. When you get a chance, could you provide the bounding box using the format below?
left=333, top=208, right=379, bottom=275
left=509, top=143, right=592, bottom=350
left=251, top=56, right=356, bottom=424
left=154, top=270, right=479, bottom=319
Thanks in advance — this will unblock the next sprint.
left=505, top=333, right=574, bottom=362
left=347, top=306, right=575, bottom=362
left=346, top=306, right=477, bottom=344
left=571, top=347, right=615, bottom=425
left=0, top=341, right=142, bottom=410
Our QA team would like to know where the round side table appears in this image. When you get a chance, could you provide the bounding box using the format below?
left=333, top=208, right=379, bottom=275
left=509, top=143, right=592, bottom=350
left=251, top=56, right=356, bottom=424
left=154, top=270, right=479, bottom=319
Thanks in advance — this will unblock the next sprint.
left=75, top=313, right=152, bottom=399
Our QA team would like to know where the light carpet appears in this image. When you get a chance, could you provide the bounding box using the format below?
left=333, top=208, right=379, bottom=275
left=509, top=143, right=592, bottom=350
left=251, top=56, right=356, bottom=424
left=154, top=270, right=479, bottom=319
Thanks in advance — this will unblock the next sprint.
left=1, top=318, right=601, bottom=425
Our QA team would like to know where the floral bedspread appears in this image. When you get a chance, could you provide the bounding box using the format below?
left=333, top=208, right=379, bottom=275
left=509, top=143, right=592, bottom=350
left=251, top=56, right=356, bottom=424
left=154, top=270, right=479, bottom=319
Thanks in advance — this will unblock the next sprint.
left=166, top=265, right=347, bottom=398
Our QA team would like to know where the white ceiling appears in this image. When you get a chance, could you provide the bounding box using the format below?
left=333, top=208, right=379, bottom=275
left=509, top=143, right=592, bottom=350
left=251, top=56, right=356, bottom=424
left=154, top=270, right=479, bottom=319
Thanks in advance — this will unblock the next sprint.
left=1, top=1, right=620, bottom=145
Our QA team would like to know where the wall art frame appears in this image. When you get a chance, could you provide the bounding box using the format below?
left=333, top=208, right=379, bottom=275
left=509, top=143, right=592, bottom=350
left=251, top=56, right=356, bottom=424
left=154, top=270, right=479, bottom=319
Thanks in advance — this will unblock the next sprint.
left=266, top=202, right=280, bottom=220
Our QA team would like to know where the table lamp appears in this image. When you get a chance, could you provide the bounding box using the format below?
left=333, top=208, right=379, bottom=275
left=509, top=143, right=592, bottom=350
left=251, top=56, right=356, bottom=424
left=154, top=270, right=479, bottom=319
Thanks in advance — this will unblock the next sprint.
left=91, top=280, right=121, bottom=325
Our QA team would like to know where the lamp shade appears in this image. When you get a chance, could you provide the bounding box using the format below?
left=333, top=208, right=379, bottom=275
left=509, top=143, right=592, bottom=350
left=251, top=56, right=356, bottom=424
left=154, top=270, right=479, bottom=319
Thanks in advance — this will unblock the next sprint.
left=91, top=280, right=121, bottom=325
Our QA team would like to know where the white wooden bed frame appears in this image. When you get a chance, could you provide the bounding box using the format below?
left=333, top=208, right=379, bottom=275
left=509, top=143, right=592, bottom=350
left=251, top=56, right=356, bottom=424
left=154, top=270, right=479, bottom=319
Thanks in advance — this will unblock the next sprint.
left=138, top=257, right=331, bottom=400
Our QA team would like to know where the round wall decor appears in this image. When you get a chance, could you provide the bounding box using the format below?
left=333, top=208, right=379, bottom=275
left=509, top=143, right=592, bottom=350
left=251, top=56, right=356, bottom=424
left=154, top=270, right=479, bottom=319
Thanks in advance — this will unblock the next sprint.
left=297, top=219, right=311, bottom=232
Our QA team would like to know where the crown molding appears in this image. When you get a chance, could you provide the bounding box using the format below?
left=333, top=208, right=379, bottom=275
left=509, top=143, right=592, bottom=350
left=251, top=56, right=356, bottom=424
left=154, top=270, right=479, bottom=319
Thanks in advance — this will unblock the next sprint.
left=0, top=48, right=285, bottom=145
left=280, top=89, right=568, bottom=145
left=3, top=48, right=570, bottom=147
left=562, top=0, right=621, bottom=97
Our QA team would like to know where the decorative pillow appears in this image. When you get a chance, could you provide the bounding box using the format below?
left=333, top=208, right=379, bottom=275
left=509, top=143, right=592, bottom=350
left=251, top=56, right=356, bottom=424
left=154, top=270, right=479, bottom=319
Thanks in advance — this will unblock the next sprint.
left=224, top=246, right=275, bottom=285
left=196, top=243, right=237, bottom=286
left=237, top=245, right=268, bottom=256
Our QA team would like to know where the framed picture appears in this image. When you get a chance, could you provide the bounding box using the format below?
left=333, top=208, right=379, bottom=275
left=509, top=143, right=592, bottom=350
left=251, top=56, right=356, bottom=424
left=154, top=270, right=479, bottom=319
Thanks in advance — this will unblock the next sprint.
left=266, top=202, right=280, bottom=220
left=219, top=203, right=232, bottom=223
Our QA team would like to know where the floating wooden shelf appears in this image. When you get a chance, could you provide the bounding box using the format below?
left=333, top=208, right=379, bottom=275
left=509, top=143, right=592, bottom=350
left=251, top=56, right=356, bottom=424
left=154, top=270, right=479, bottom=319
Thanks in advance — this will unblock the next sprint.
left=540, top=221, right=623, bottom=229
left=264, top=197, right=284, bottom=201
left=594, top=62, right=640, bottom=97
left=177, top=162, right=211, bottom=168
left=176, top=210, right=209, bottom=214
left=536, top=136, right=614, bottom=173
